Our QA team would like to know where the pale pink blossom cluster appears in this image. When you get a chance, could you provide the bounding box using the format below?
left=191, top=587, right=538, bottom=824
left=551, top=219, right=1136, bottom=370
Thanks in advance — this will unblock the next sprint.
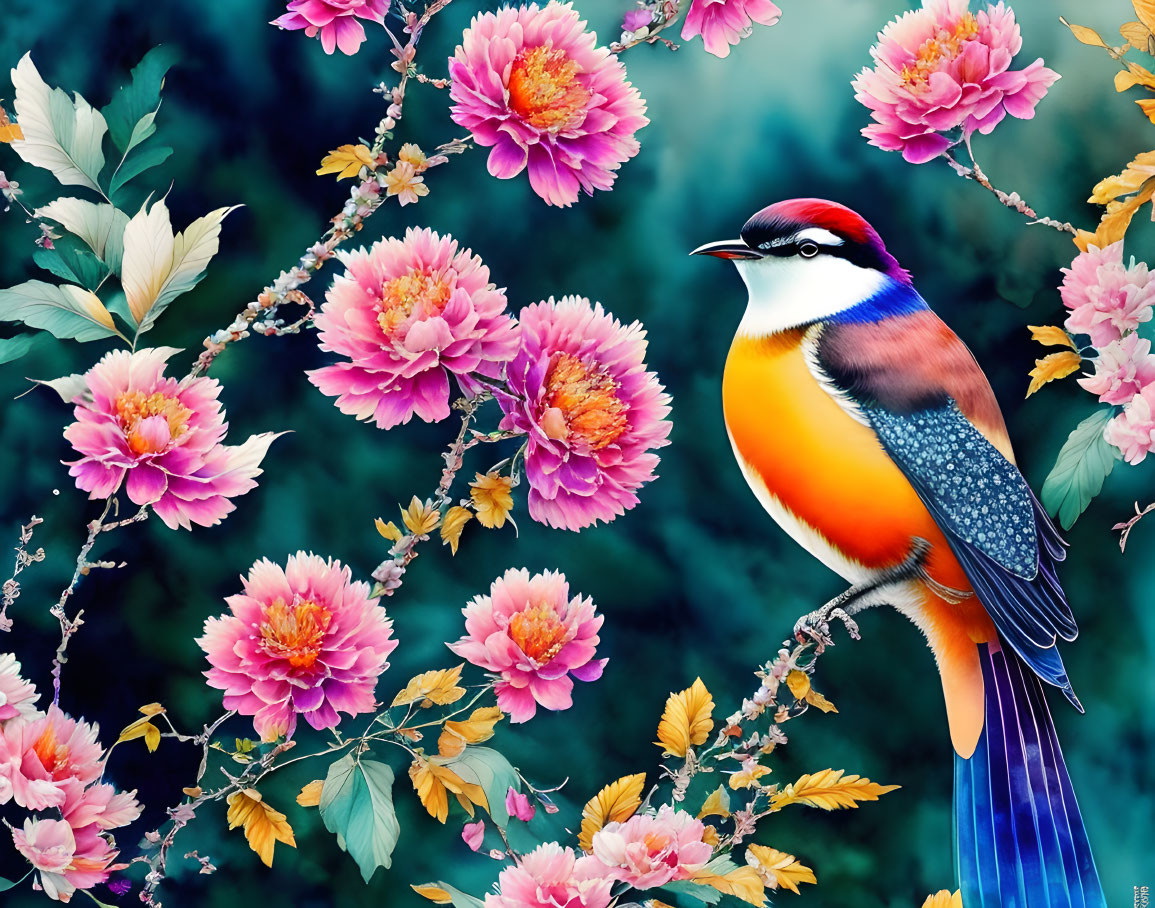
left=1061, top=242, right=1155, bottom=463
left=854, top=0, right=1059, bottom=164
left=448, top=568, right=605, bottom=723
left=486, top=843, right=613, bottom=908
left=0, top=656, right=140, bottom=902
left=588, top=805, right=713, bottom=888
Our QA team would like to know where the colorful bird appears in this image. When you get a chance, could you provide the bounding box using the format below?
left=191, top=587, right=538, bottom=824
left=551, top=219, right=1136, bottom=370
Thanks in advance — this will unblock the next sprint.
left=693, top=198, right=1105, bottom=908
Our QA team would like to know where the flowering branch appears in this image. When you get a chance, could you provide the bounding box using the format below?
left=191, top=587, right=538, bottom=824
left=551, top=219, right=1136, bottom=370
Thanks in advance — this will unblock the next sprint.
left=1, top=515, right=43, bottom=632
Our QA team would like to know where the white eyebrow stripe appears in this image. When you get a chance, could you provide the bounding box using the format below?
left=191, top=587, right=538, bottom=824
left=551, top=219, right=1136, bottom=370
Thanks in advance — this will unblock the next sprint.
left=795, top=227, right=844, bottom=246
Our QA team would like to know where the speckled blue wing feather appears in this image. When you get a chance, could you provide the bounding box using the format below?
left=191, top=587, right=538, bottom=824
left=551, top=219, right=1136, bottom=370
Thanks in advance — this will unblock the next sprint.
left=867, top=402, right=1080, bottom=705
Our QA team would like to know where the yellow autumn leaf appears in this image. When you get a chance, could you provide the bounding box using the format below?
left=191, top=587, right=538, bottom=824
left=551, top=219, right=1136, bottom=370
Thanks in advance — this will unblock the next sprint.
left=440, top=506, right=473, bottom=554
left=1027, top=351, right=1082, bottom=397
left=470, top=473, right=514, bottom=529
left=729, top=762, right=772, bottom=791
left=702, top=825, right=720, bottom=847
left=1062, top=20, right=1107, bottom=47
left=317, top=143, right=375, bottom=179
left=439, top=706, right=503, bottom=757
left=117, top=717, right=161, bottom=752
left=226, top=788, right=296, bottom=868
left=921, top=890, right=964, bottom=908
left=412, top=884, right=453, bottom=904
left=769, top=769, right=899, bottom=811
left=402, top=496, right=441, bottom=536
left=693, top=866, right=766, bottom=907
left=1121, top=20, right=1153, bottom=52
left=1028, top=325, right=1076, bottom=350
left=1135, top=0, right=1155, bottom=33
left=578, top=772, right=645, bottom=852
left=1089, top=151, right=1155, bottom=205
left=139, top=702, right=165, bottom=716
left=376, top=517, right=403, bottom=543
left=392, top=665, right=466, bottom=708
left=1077, top=176, right=1155, bottom=251
left=746, top=845, right=817, bottom=895
left=409, top=757, right=487, bottom=823
left=1116, top=63, right=1155, bottom=93
left=296, top=780, right=324, bottom=808
left=1139, top=97, right=1155, bottom=126
left=697, top=786, right=731, bottom=820
left=785, top=670, right=810, bottom=700
left=655, top=677, right=715, bottom=758
left=0, top=104, right=21, bottom=143
left=804, top=688, right=838, bottom=714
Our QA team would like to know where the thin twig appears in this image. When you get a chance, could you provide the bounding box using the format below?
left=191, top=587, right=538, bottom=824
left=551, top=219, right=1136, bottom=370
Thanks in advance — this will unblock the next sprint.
left=1114, top=500, right=1155, bottom=552
left=1, top=515, right=44, bottom=632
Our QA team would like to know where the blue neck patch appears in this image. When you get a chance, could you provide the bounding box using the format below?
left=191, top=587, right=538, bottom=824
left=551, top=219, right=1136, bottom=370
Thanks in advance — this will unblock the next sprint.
left=828, top=280, right=928, bottom=324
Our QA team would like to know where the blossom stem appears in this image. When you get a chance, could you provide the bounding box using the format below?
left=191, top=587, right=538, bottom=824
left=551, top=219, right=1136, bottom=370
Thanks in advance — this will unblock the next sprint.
left=942, top=141, right=1078, bottom=235
left=1114, top=500, right=1155, bottom=552
left=1, top=514, right=44, bottom=632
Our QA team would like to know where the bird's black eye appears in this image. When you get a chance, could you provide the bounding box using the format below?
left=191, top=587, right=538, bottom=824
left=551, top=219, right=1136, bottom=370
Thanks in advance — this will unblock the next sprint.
left=799, top=241, right=820, bottom=258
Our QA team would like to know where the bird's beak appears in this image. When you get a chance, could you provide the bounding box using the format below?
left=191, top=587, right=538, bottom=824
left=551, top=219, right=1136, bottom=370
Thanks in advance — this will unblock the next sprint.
left=689, top=239, right=763, bottom=260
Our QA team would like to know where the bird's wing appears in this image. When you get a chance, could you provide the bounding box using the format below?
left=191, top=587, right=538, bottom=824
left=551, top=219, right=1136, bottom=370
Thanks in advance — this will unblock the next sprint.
left=812, top=312, right=1080, bottom=705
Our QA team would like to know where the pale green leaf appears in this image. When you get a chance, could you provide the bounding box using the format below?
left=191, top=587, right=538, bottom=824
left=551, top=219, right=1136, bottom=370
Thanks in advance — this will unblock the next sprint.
left=441, top=746, right=519, bottom=827
left=0, top=334, right=45, bottom=365
left=1041, top=409, right=1121, bottom=530
left=319, top=755, right=400, bottom=883
left=34, top=198, right=130, bottom=272
left=0, top=281, right=122, bottom=342
left=662, top=881, right=724, bottom=905
left=33, top=243, right=110, bottom=290
left=109, top=143, right=173, bottom=199
left=10, top=54, right=107, bottom=192
left=102, top=46, right=178, bottom=154
left=32, top=371, right=90, bottom=403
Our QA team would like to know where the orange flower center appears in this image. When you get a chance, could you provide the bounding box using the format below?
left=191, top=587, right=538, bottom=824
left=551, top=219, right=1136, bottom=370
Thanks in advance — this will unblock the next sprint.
left=377, top=270, right=452, bottom=339
left=900, top=13, right=979, bottom=88
left=507, top=45, right=591, bottom=131
left=31, top=725, right=69, bottom=776
left=114, top=391, right=191, bottom=455
left=543, top=353, right=628, bottom=451
left=643, top=831, right=672, bottom=854
left=509, top=603, right=569, bottom=663
left=260, top=598, right=332, bottom=669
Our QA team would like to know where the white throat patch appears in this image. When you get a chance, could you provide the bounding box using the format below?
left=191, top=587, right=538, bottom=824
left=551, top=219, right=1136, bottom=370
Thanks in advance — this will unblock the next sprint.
left=732, top=255, right=887, bottom=337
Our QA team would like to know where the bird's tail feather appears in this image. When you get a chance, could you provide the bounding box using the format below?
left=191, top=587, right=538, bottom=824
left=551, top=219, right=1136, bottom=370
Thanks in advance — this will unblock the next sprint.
left=954, top=643, right=1105, bottom=908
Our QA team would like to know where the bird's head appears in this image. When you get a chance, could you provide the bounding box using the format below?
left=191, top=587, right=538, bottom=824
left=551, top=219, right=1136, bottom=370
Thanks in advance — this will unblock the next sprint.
left=692, top=198, right=919, bottom=336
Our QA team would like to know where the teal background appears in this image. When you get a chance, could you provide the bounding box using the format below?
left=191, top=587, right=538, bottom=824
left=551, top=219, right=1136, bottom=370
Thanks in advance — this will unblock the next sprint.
left=1, top=0, right=1153, bottom=905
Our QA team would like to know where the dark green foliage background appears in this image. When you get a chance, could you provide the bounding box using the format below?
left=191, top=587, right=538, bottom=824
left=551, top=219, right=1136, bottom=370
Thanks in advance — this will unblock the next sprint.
left=1, top=1, right=1152, bottom=905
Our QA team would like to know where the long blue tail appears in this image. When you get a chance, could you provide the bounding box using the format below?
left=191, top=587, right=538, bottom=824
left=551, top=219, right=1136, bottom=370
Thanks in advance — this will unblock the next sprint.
left=954, top=643, right=1106, bottom=908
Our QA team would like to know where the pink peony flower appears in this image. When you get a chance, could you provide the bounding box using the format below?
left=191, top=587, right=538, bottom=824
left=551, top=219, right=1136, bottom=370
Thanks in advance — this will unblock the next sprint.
left=0, top=706, right=103, bottom=811
left=199, top=552, right=398, bottom=741
left=61, top=782, right=142, bottom=831
left=505, top=786, right=536, bottom=822
left=1107, top=384, right=1155, bottom=464
left=496, top=296, right=671, bottom=531
left=853, top=0, right=1059, bottom=164
left=63, top=347, right=280, bottom=531
left=1077, top=333, right=1155, bottom=405
left=308, top=228, right=519, bottom=429
left=272, top=0, right=388, bottom=55
left=680, top=0, right=782, bottom=59
left=448, top=1, right=649, bottom=207
left=0, top=653, right=38, bottom=723
left=589, top=805, right=713, bottom=890
left=486, top=842, right=613, bottom=908
left=1061, top=242, right=1155, bottom=349
left=12, top=818, right=127, bottom=903
left=448, top=568, right=606, bottom=723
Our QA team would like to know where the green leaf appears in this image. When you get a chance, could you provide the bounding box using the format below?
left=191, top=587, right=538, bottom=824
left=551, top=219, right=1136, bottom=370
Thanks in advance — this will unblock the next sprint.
left=442, top=746, right=519, bottom=827
left=102, top=46, right=178, bottom=154
left=1041, top=408, right=1121, bottom=530
left=0, top=876, right=21, bottom=893
left=109, top=144, right=173, bottom=200
left=0, top=280, right=123, bottom=342
left=412, top=883, right=486, bottom=908
left=10, top=54, right=107, bottom=192
left=33, top=241, right=110, bottom=290
left=662, top=881, right=724, bottom=905
left=35, top=198, right=130, bottom=273
left=0, top=334, right=45, bottom=365
left=319, top=755, right=401, bottom=884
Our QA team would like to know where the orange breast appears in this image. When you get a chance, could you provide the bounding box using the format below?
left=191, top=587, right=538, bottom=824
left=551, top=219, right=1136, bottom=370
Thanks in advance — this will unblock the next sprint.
left=723, top=329, right=997, bottom=756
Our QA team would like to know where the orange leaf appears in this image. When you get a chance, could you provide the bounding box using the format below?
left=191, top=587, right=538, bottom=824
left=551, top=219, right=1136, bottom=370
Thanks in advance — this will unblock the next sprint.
left=578, top=772, right=645, bottom=852
left=1027, top=351, right=1083, bottom=397
left=655, top=677, right=715, bottom=758
left=226, top=788, right=296, bottom=868
left=746, top=845, right=817, bottom=895
left=440, top=506, right=473, bottom=554
left=1028, top=325, right=1076, bottom=350
left=470, top=473, right=514, bottom=529
left=392, top=665, right=466, bottom=708
left=296, top=780, right=324, bottom=808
